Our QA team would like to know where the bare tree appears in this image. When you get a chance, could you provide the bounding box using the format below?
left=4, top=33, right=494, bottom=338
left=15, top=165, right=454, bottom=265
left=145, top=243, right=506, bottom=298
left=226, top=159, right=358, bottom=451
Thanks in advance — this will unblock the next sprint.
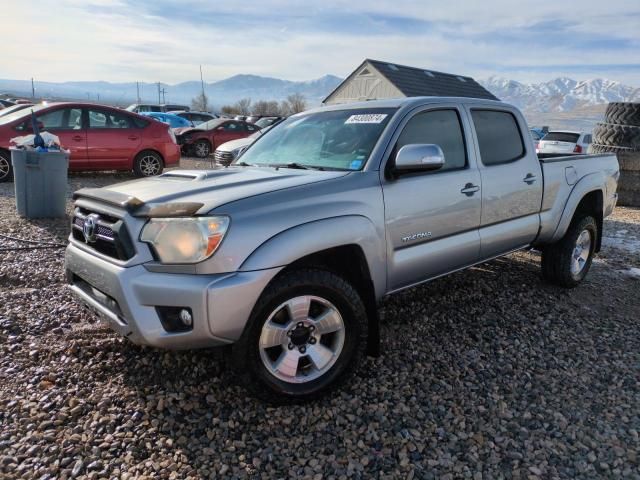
left=221, top=105, right=239, bottom=115
left=285, top=93, right=307, bottom=114
left=234, top=98, right=252, bottom=115
left=191, top=92, right=209, bottom=112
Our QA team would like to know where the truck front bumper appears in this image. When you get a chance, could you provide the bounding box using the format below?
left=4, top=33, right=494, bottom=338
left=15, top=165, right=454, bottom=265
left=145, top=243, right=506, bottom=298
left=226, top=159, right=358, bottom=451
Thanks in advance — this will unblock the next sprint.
left=65, top=243, right=281, bottom=349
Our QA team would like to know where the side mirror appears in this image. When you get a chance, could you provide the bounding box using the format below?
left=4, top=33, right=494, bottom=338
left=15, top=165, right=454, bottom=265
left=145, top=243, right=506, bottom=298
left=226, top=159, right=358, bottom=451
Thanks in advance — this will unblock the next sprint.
left=394, top=144, right=445, bottom=173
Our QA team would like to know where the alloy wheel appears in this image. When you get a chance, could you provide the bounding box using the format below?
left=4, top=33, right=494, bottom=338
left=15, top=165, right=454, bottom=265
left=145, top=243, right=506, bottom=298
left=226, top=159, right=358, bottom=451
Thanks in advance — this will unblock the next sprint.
left=259, top=295, right=345, bottom=384
left=571, top=229, right=592, bottom=276
left=139, top=155, right=161, bottom=176
left=0, top=156, right=9, bottom=179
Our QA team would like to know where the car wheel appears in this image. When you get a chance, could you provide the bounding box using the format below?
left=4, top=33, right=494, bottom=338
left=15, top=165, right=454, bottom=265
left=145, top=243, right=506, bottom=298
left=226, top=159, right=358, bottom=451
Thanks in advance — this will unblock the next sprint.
left=0, top=150, right=12, bottom=183
left=232, top=269, right=368, bottom=403
left=133, top=151, right=164, bottom=177
left=193, top=140, right=211, bottom=158
left=541, top=215, right=597, bottom=288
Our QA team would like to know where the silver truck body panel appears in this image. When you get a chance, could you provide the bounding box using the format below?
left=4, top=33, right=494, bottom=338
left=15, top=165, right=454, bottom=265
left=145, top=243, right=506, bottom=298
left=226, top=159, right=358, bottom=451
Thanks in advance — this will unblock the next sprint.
left=64, top=96, right=619, bottom=349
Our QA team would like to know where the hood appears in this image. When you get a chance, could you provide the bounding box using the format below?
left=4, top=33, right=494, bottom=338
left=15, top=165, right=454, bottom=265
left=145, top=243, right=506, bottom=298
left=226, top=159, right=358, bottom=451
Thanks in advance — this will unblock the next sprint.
left=174, top=126, right=203, bottom=136
left=75, top=167, right=349, bottom=215
left=217, top=137, right=254, bottom=152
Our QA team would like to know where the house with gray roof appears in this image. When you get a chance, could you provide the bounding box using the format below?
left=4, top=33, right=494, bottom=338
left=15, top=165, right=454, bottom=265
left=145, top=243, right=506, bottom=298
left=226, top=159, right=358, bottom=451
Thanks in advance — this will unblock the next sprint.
left=323, top=59, right=498, bottom=105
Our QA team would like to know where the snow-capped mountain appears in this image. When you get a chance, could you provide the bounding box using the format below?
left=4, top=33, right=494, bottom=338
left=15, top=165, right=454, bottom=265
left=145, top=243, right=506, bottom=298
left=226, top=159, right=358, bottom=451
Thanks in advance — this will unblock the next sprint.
left=480, top=77, right=640, bottom=113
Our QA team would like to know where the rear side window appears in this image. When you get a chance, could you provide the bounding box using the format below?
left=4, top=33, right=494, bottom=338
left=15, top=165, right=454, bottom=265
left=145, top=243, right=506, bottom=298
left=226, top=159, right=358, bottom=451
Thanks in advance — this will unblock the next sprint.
left=221, top=121, right=241, bottom=131
left=471, top=110, right=525, bottom=166
left=131, top=116, right=149, bottom=128
left=583, top=134, right=592, bottom=144
left=395, top=109, right=467, bottom=172
left=543, top=132, right=580, bottom=143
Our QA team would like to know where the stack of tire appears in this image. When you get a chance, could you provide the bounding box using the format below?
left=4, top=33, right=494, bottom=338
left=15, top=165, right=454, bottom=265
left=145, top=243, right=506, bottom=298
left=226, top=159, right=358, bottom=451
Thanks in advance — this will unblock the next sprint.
left=590, top=102, right=640, bottom=207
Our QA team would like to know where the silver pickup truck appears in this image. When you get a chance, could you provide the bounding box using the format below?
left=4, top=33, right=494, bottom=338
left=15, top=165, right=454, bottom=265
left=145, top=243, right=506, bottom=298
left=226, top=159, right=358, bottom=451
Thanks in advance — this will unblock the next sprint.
left=65, top=97, right=619, bottom=402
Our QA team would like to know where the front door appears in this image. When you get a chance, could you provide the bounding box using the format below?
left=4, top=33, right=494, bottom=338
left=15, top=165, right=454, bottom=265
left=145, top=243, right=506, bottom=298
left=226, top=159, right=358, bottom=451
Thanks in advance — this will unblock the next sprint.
left=382, top=107, right=482, bottom=292
left=213, top=121, right=247, bottom=148
left=85, top=107, right=141, bottom=169
left=468, top=109, right=543, bottom=258
left=35, top=107, right=87, bottom=168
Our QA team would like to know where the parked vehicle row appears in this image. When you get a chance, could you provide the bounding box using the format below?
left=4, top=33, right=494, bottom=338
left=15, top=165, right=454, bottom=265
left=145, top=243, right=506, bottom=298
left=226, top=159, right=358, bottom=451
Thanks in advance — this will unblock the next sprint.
left=214, top=120, right=284, bottom=165
left=65, top=96, right=618, bottom=402
left=0, top=102, right=180, bottom=182
left=125, top=103, right=190, bottom=114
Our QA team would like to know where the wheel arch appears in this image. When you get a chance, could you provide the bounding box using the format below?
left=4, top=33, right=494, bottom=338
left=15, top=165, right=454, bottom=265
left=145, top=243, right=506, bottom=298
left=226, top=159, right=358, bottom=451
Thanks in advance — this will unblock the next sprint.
left=549, top=173, right=605, bottom=250
left=239, top=216, right=386, bottom=356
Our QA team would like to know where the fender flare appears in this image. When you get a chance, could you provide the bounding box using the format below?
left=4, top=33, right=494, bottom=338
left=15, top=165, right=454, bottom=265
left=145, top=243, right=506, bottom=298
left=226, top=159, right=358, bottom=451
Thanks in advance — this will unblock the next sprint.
left=549, top=171, right=605, bottom=244
left=239, top=215, right=387, bottom=300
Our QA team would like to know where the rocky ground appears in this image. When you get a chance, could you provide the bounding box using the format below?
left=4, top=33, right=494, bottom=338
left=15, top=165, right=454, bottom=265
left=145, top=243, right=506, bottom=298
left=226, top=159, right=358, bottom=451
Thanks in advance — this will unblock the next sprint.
left=1, top=162, right=639, bottom=479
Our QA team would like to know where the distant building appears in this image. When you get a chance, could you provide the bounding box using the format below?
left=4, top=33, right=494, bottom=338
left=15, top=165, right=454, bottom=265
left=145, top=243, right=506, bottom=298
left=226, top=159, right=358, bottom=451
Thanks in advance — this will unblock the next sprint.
left=323, top=59, right=498, bottom=105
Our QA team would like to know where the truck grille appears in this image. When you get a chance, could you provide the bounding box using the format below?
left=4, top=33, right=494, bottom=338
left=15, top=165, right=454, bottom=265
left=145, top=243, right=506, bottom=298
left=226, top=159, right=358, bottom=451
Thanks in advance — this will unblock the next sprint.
left=71, top=208, right=135, bottom=260
left=214, top=150, right=234, bottom=165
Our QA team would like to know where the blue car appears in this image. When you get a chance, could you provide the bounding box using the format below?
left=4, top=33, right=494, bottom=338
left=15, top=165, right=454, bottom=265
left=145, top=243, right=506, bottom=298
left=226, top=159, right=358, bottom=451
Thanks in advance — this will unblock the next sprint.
left=140, top=112, right=193, bottom=128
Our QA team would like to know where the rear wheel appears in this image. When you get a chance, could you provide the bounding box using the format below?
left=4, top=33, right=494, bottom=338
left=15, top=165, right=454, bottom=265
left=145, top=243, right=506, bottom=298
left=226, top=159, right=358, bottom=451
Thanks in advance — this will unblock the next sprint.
left=541, top=215, right=597, bottom=288
left=232, top=269, right=367, bottom=403
left=193, top=140, right=211, bottom=158
left=133, top=151, right=164, bottom=177
left=0, top=150, right=12, bottom=182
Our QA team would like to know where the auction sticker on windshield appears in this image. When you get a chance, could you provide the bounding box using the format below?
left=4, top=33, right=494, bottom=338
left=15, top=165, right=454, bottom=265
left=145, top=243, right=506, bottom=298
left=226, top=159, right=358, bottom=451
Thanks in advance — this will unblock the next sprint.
left=345, top=114, right=388, bottom=124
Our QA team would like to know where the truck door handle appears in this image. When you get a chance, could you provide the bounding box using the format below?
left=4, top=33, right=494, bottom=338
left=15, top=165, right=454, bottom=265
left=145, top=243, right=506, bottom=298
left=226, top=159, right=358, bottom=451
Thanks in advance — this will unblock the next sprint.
left=128, top=135, right=139, bottom=141
left=72, top=135, right=84, bottom=141
left=460, top=183, right=480, bottom=196
left=523, top=174, right=537, bottom=184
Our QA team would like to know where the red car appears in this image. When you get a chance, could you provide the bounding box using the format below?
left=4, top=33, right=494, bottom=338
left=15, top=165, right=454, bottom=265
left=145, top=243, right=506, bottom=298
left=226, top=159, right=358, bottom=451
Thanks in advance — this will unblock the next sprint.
left=0, top=102, right=180, bottom=182
left=175, top=118, right=259, bottom=158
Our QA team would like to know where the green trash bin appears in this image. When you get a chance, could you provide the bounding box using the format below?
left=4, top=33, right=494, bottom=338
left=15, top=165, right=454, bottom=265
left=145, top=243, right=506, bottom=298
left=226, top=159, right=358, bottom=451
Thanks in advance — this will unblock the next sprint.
left=11, top=149, right=69, bottom=218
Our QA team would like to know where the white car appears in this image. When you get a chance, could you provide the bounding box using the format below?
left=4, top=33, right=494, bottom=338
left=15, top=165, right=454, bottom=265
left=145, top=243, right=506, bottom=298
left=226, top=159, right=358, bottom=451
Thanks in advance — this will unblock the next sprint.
left=538, top=131, right=592, bottom=155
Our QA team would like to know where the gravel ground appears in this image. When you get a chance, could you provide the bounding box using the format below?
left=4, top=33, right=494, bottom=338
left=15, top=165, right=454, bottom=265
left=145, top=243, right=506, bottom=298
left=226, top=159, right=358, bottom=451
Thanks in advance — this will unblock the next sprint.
left=1, top=162, right=639, bottom=479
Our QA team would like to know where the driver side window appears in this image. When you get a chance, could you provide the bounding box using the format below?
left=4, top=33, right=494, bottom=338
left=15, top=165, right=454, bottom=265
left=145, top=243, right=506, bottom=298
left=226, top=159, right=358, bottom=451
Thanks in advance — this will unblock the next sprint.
left=396, top=109, right=467, bottom=172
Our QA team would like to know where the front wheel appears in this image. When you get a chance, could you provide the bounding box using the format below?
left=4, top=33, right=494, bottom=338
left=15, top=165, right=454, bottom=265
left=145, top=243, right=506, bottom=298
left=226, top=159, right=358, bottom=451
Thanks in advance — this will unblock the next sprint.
left=133, top=151, right=164, bottom=177
left=192, top=140, right=211, bottom=158
left=0, top=150, right=13, bottom=183
left=232, top=269, right=368, bottom=403
left=541, top=215, right=597, bottom=288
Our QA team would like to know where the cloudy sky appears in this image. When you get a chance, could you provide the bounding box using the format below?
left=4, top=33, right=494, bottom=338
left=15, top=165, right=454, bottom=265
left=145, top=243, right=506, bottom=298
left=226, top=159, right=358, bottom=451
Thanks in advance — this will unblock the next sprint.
left=3, top=0, right=640, bottom=85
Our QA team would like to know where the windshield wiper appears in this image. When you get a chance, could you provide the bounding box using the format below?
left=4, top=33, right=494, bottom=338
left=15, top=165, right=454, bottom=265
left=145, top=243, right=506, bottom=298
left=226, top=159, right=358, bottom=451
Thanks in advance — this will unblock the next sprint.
left=235, top=161, right=254, bottom=167
left=272, top=162, right=324, bottom=171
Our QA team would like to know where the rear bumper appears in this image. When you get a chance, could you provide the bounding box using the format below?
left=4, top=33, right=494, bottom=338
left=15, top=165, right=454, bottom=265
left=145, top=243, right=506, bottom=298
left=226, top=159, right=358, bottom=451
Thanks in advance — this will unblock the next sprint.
left=65, top=242, right=280, bottom=349
left=163, top=143, right=181, bottom=166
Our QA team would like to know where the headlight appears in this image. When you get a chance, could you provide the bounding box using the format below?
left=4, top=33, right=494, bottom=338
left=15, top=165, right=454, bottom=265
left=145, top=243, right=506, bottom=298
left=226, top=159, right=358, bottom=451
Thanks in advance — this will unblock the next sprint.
left=140, top=216, right=230, bottom=264
left=232, top=146, right=247, bottom=158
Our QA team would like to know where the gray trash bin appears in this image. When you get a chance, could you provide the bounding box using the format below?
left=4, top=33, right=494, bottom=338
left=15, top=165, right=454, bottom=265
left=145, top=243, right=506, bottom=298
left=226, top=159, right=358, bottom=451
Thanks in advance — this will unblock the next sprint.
left=12, top=149, right=69, bottom=218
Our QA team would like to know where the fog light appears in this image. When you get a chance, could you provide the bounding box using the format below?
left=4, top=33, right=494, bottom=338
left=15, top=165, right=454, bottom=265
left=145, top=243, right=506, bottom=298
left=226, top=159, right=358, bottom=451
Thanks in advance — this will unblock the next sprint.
left=179, top=309, right=193, bottom=326
left=155, top=306, right=194, bottom=333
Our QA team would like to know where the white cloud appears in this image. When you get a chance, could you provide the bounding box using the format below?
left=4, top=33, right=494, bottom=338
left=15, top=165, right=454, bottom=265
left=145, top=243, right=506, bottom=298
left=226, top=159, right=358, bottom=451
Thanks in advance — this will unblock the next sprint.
left=2, top=0, right=639, bottom=85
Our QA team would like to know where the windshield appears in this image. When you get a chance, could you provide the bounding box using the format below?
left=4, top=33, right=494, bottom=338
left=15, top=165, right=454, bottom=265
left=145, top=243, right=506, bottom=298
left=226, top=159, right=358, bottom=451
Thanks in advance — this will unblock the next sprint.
left=0, top=104, right=48, bottom=125
left=239, top=108, right=396, bottom=170
left=198, top=118, right=225, bottom=131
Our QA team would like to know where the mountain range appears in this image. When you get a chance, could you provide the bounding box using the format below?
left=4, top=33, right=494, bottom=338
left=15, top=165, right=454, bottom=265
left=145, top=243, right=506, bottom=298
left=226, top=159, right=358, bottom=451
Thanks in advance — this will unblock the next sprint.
left=1, top=74, right=638, bottom=129
left=479, top=77, right=640, bottom=113
left=0, top=75, right=344, bottom=108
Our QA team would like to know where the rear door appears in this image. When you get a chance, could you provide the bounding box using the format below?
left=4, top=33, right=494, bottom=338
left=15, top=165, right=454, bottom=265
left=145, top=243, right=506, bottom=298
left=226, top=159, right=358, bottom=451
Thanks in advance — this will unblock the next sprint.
left=382, top=105, right=482, bottom=292
left=468, top=108, right=543, bottom=258
left=35, top=106, right=87, bottom=168
left=85, top=107, right=141, bottom=169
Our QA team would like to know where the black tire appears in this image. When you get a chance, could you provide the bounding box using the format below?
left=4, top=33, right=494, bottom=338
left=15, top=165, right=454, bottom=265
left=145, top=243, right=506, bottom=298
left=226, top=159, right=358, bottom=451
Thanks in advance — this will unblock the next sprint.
left=133, top=150, right=164, bottom=177
left=232, top=268, right=368, bottom=404
left=541, top=215, right=598, bottom=288
left=192, top=140, right=211, bottom=158
left=605, top=102, right=640, bottom=127
left=592, top=123, right=640, bottom=149
left=0, top=150, right=12, bottom=183
left=588, top=143, right=637, bottom=154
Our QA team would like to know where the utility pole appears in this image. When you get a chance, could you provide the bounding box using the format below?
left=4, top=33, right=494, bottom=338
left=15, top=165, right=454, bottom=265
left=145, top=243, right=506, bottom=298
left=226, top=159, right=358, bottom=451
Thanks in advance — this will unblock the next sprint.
left=157, top=82, right=161, bottom=104
left=136, top=81, right=141, bottom=103
left=31, top=78, right=35, bottom=99
left=200, top=65, right=208, bottom=111
left=160, top=87, right=167, bottom=104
